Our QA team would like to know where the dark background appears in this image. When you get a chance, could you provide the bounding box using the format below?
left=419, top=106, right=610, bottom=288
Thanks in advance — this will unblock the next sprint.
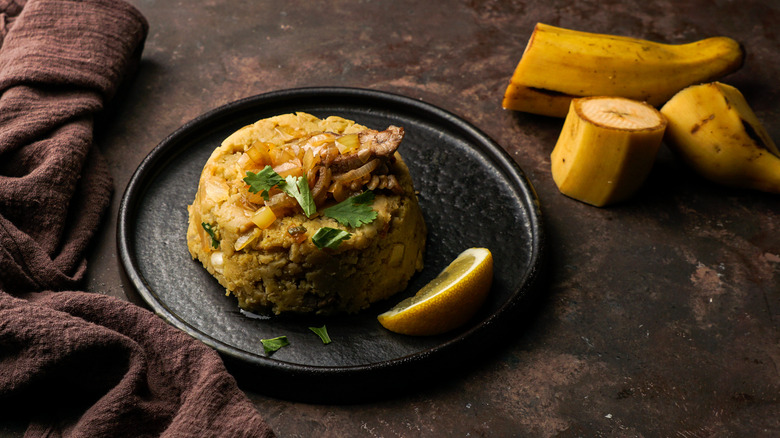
left=11, top=1, right=780, bottom=436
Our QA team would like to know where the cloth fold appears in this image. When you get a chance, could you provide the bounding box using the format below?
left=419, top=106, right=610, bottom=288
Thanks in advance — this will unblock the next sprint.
left=0, top=1, right=275, bottom=436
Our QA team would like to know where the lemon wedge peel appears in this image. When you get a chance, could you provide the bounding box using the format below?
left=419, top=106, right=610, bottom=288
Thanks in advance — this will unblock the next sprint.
left=377, top=247, right=493, bottom=336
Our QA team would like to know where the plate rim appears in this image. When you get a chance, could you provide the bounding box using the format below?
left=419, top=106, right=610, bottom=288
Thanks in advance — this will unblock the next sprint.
left=117, top=86, right=546, bottom=396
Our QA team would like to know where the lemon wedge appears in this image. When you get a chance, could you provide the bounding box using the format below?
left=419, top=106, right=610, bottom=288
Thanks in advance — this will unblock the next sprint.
left=377, top=247, right=493, bottom=336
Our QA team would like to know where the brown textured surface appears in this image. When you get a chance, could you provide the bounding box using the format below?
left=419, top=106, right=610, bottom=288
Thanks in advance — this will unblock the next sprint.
left=15, top=0, right=776, bottom=436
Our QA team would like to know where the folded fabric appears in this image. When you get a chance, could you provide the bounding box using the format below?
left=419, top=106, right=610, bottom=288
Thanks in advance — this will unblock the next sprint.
left=0, top=1, right=274, bottom=436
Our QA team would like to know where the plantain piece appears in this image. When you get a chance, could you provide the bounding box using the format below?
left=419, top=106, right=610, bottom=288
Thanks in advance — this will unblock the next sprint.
left=502, top=85, right=572, bottom=119
left=502, top=23, right=744, bottom=117
left=551, top=96, right=667, bottom=207
left=660, top=82, right=780, bottom=193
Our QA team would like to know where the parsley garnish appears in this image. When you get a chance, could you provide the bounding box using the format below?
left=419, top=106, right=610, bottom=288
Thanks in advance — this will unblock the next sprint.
left=243, top=168, right=378, bottom=251
left=260, top=336, right=289, bottom=355
left=311, top=227, right=351, bottom=249
left=322, top=191, right=378, bottom=228
left=243, top=166, right=315, bottom=217
left=312, top=192, right=376, bottom=249
left=283, top=175, right=316, bottom=218
left=309, top=325, right=332, bottom=344
left=201, top=222, right=219, bottom=249
left=244, top=166, right=284, bottom=200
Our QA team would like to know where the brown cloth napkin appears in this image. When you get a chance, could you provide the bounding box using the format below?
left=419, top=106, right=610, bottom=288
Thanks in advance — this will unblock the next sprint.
left=0, top=1, right=275, bottom=436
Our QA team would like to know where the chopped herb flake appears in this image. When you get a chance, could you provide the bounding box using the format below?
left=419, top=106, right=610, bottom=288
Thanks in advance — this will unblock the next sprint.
left=260, top=336, right=289, bottom=355
left=309, top=325, right=332, bottom=344
left=201, top=222, right=219, bottom=249
left=312, top=227, right=351, bottom=249
left=287, top=225, right=307, bottom=236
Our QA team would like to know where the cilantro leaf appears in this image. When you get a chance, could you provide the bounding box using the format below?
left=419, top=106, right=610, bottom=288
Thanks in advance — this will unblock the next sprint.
left=260, top=336, right=289, bottom=355
left=244, top=166, right=284, bottom=200
left=308, top=325, right=332, bottom=344
left=282, top=175, right=316, bottom=218
left=201, top=222, right=219, bottom=249
left=349, top=190, right=375, bottom=205
left=322, top=191, right=377, bottom=228
left=244, top=166, right=316, bottom=217
left=312, top=227, right=351, bottom=249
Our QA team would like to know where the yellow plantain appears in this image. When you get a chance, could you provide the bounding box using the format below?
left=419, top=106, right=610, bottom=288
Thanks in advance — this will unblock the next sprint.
left=503, top=23, right=744, bottom=117
left=660, top=82, right=780, bottom=193
left=551, top=96, right=667, bottom=207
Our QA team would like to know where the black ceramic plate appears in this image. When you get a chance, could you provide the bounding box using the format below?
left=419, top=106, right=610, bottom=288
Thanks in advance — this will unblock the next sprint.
left=118, top=87, right=544, bottom=402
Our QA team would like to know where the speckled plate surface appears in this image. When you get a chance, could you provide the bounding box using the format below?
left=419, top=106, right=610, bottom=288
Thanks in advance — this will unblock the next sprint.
left=117, top=87, right=545, bottom=402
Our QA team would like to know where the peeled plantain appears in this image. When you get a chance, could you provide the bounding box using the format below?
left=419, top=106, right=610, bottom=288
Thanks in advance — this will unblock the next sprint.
left=551, top=96, right=667, bottom=207
left=503, top=23, right=744, bottom=117
left=660, top=82, right=780, bottom=193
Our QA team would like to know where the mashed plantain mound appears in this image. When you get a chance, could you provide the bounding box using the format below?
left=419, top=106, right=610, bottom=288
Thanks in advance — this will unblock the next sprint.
left=187, top=112, right=426, bottom=315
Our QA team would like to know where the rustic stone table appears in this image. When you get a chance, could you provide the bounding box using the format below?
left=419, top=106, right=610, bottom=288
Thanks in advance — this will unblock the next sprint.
left=10, top=1, right=778, bottom=436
